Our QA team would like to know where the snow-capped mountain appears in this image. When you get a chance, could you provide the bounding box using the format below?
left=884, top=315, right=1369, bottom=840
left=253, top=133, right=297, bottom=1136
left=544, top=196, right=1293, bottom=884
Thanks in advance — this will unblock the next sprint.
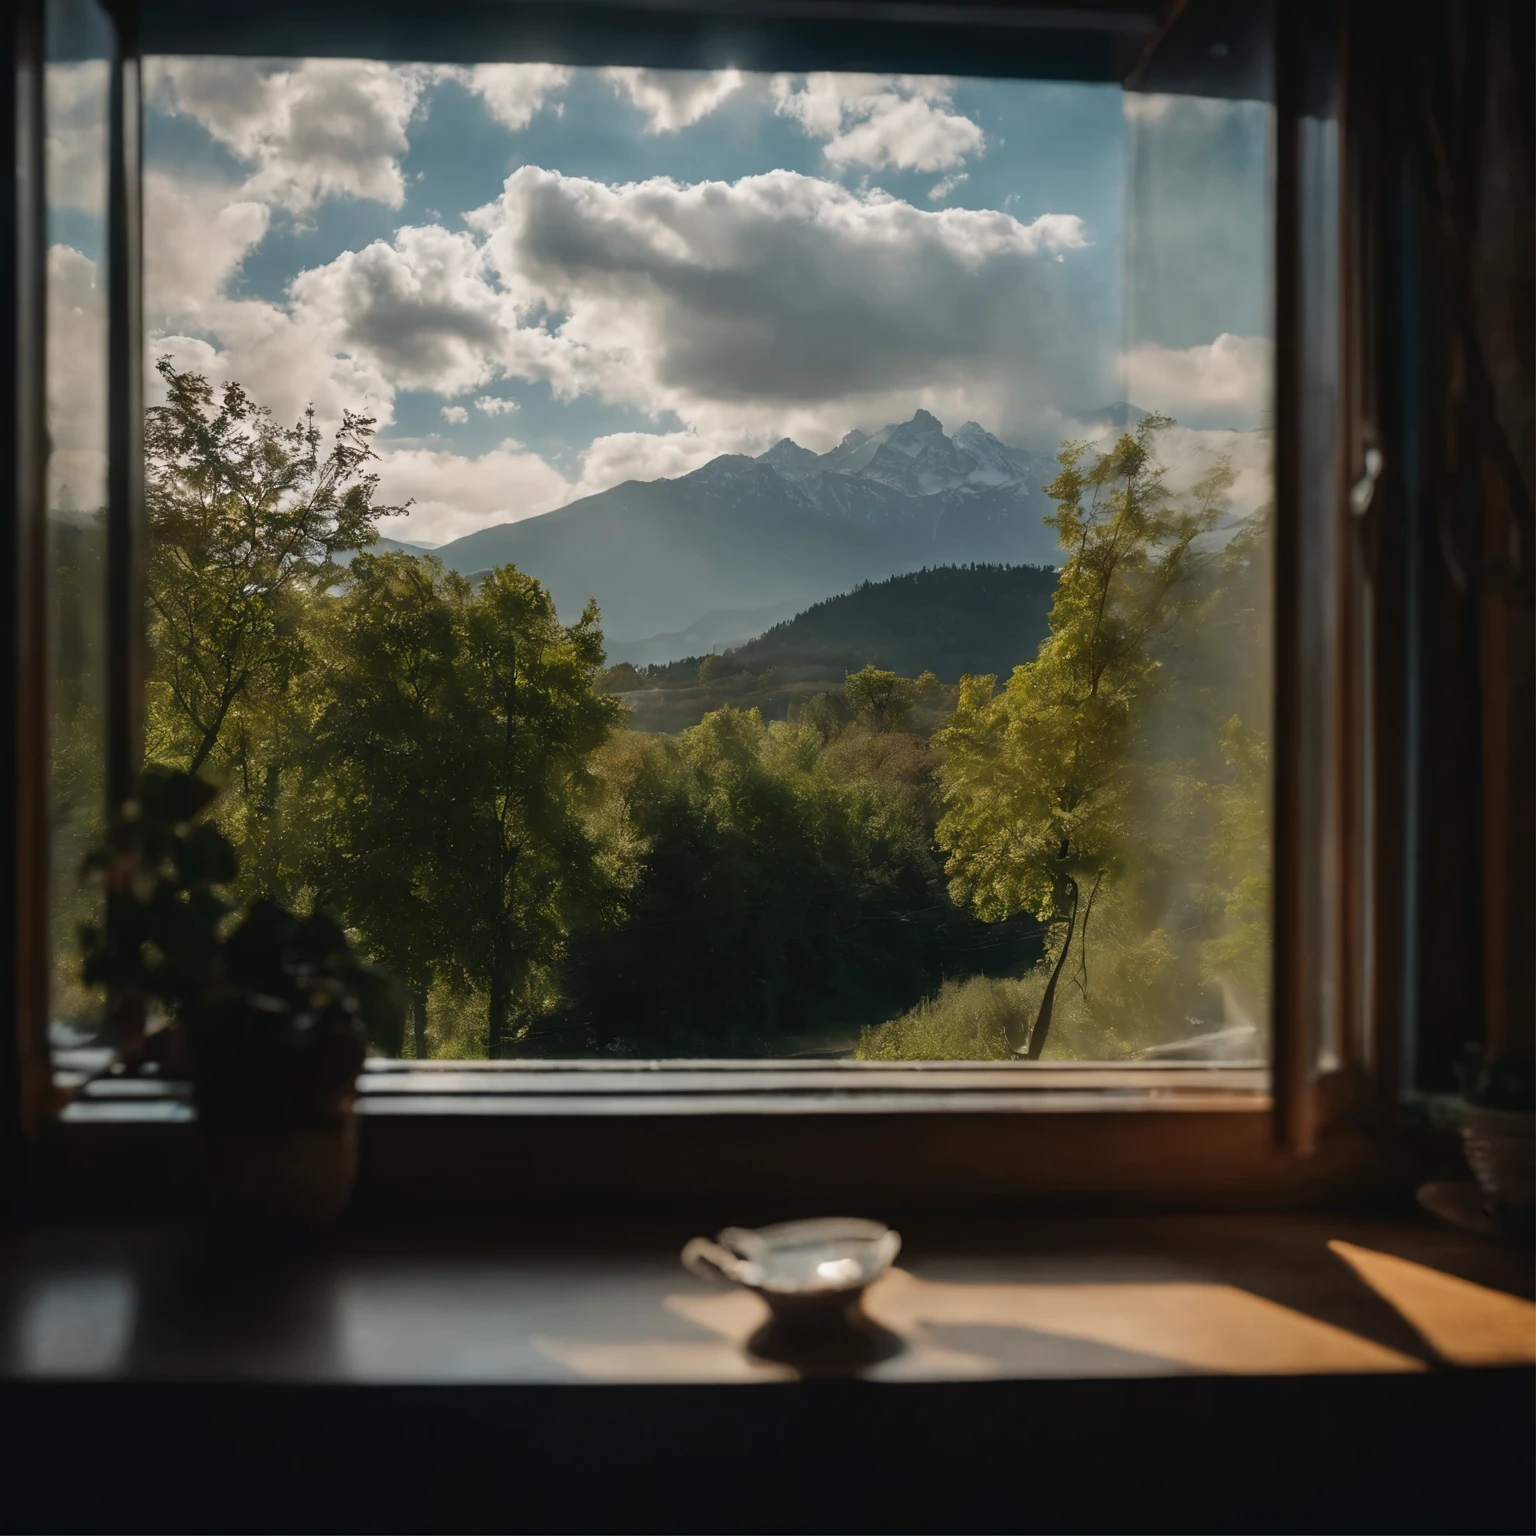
left=429, top=411, right=1061, bottom=643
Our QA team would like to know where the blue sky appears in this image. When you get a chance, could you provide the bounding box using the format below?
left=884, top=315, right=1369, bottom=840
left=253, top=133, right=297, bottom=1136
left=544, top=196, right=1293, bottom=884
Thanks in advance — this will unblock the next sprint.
left=45, top=59, right=1271, bottom=543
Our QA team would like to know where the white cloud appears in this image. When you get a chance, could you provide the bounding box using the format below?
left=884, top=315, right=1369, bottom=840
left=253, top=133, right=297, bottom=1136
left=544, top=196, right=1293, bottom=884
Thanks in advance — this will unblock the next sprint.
left=452, top=64, right=571, bottom=130
left=46, top=245, right=108, bottom=508
left=474, top=395, right=518, bottom=415
left=144, top=170, right=270, bottom=325
left=147, top=58, right=430, bottom=212
left=601, top=68, right=744, bottom=132
left=570, top=428, right=760, bottom=500
left=928, top=172, right=968, bottom=202
left=1120, top=333, right=1272, bottom=427
left=374, top=440, right=570, bottom=544
left=440, top=405, right=469, bottom=423
left=286, top=224, right=521, bottom=396
left=45, top=61, right=111, bottom=214
left=469, top=166, right=1094, bottom=444
left=771, top=74, right=984, bottom=173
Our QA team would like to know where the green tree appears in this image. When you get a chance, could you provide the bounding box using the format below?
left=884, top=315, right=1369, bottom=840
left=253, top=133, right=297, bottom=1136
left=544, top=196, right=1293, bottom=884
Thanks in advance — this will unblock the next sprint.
left=936, top=417, right=1233, bottom=1058
left=292, top=554, right=458, bottom=1054
left=301, top=554, right=619, bottom=1057
left=844, top=664, right=920, bottom=733
left=144, top=360, right=402, bottom=792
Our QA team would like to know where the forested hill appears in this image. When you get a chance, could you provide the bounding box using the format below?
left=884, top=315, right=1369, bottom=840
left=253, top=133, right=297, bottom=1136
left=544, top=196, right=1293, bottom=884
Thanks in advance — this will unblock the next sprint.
left=729, top=563, right=1058, bottom=683
left=606, top=563, right=1059, bottom=734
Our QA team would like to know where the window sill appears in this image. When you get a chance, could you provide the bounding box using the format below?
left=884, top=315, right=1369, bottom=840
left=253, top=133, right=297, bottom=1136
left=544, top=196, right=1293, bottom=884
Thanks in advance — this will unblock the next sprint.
left=62, top=1057, right=1272, bottom=1120
left=39, top=1059, right=1437, bottom=1219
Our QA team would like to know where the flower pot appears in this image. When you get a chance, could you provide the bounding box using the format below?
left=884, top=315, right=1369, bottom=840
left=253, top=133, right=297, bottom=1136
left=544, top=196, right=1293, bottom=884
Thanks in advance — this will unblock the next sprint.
left=201, top=1115, right=358, bottom=1233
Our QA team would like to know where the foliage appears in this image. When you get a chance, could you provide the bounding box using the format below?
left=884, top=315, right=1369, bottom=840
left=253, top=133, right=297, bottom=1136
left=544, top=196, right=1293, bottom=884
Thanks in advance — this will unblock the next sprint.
left=936, top=417, right=1241, bottom=1057
left=143, top=358, right=404, bottom=815
left=130, top=366, right=1272, bottom=1066
left=619, top=565, right=1054, bottom=734
left=80, top=765, right=236, bottom=1039
left=295, top=553, right=620, bottom=1057
left=554, top=704, right=1040, bottom=1056
left=79, top=767, right=403, bottom=1125
left=187, top=898, right=396, bottom=1129
left=1197, top=716, right=1271, bottom=1022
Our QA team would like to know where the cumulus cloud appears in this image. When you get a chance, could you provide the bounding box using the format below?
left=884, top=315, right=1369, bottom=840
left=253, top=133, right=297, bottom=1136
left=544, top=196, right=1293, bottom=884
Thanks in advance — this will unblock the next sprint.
left=474, top=395, right=518, bottom=415
left=147, top=57, right=430, bottom=211
left=45, top=61, right=111, bottom=214
left=452, top=63, right=571, bottom=130
left=47, top=245, right=108, bottom=508
left=928, top=172, right=968, bottom=202
left=440, top=405, right=469, bottom=423
left=1120, top=333, right=1272, bottom=427
left=771, top=74, right=984, bottom=173
left=286, top=224, right=521, bottom=396
left=569, top=428, right=762, bottom=500
left=143, top=167, right=393, bottom=430
left=469, top=167, right=1094, bottom=442
left=374, top=440, right=570, bottom=544
left=601, top=68, right=744, bottom=132
left=144, top=170, right=270, bottom=325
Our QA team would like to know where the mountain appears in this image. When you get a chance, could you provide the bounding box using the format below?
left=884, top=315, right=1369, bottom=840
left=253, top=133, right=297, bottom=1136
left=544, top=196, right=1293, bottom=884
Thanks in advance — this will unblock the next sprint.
left=609, top=564, right=1058, bottom=735
left=607, top=600, right=805, bottom=668
left=429, top=410, right=1063, bottom=641
left=723, top=562, right=1057, bottom=683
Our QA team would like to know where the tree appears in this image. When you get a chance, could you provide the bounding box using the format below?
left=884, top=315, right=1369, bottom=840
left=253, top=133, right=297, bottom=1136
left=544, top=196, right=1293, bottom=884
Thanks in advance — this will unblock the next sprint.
left=143, top=360, right=403, bottom=791
left=936, top=417, right=1232, bottom=1058
left=300, top=554, right=619, bottom=1057
left=292, top=554, right=460, bottom=1055
left=844, top=665, right=920, bottom=733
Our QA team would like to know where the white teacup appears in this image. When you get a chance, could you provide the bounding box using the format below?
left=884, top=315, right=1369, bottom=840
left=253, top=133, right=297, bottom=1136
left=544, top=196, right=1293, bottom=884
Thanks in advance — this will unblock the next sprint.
left=682, top=1216, right=901, bottom=1316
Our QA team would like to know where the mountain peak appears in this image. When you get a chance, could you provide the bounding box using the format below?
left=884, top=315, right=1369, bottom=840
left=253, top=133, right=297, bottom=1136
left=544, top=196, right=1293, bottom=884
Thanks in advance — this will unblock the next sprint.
left=907, top=408, right=943, bottom=430
left=836, top=428, right=870, bottom=451
left=758, top=437, right=821, bottom=481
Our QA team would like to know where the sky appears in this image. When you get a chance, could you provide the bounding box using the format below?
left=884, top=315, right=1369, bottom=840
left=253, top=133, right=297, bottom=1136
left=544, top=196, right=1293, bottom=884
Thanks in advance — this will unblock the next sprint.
left=45, top=50, right=1273, bottom=545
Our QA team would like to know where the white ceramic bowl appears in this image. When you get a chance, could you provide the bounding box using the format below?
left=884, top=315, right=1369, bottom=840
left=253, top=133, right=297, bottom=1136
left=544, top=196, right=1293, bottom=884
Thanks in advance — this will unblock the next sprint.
left=682, top=1217, right=901, bottom=1312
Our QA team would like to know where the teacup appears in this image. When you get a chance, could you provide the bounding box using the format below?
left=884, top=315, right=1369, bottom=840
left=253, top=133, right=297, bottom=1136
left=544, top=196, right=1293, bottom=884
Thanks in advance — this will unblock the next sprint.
left=682, top=1217, right=902, bottom=1365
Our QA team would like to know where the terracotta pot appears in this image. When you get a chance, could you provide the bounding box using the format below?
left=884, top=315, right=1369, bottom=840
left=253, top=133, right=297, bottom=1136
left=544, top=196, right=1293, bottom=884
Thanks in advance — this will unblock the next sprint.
left=202, top=1116, right=358, bottom=1232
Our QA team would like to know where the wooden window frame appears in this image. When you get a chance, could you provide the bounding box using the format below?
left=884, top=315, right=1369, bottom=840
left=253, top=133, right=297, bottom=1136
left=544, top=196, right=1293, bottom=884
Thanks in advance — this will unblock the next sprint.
left=5, top=0, right=1455, bottom=1216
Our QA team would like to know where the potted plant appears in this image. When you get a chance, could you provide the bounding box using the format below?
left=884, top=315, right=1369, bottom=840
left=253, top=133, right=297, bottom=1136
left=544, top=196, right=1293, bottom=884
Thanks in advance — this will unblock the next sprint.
left=81, top=767, right=403, bottom=1230
left=1455, top=1046, right=1535, bottom=1240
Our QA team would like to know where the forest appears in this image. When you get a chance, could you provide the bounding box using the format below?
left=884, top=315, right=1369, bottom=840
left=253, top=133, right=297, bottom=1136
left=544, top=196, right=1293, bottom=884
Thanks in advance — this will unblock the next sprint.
left=101, top=359, right=1272, bottom=1062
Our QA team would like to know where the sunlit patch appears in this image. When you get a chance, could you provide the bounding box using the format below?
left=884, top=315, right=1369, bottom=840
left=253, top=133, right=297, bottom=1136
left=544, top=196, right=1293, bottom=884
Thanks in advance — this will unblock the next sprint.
left=1328, top=1241, right=1536, bottom=1367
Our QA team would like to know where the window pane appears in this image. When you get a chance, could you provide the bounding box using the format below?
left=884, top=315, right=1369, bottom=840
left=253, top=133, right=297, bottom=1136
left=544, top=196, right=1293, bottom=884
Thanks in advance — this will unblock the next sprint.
left=140, top=59, right=1272, bottom=1063
left=1118, top=87, right=1277, bottom=1065
left=46, top=0, right=113, bottom=1048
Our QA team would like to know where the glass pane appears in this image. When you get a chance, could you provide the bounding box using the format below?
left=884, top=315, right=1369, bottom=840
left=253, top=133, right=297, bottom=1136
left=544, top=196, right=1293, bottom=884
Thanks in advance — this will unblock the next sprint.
left=46, top=0, right=113, bottom=1048
left=139, top=57, right=1271, bottom=1062
left=1119, top=87, right=1276, bottom=1064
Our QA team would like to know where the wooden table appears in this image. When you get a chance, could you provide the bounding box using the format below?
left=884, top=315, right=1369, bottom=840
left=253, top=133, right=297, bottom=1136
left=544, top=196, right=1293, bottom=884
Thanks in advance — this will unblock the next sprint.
left=2, top=1213, right=1531, bottom=1531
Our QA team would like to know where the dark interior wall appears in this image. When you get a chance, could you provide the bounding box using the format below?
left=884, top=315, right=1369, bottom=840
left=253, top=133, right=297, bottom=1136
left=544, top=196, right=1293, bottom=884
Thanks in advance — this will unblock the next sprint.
left=1373, top=0, right=1535, bottom=1088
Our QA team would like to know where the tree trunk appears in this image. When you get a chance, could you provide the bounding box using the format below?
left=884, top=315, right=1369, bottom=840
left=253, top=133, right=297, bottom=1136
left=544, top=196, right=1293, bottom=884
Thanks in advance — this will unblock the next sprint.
left=487, top=966, right=506, bottom=1060
left=1026, top=877, right=1079, bottom=1060
left=411, top=989, right=429, bottom=1061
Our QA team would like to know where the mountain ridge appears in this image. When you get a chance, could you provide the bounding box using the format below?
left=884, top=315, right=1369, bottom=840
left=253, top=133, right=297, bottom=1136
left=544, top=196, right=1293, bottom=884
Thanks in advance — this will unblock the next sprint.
left=427, top=409, right=1065, bottom=640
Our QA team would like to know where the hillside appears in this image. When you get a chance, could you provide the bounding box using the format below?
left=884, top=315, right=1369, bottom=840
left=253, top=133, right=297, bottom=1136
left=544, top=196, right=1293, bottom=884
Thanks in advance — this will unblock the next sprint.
left=428, top=410, right=1061, bottom=641
left=730, top=562, right=1058, bottom=681
left=605, top=563, right=1058, bottom=734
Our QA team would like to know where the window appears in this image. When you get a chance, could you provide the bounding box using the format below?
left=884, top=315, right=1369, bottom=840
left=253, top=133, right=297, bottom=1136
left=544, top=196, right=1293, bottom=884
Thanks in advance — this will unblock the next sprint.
left=85, top=42, right=1273, bottom=1068
left=17, top=0, right=1497, bottom=1205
